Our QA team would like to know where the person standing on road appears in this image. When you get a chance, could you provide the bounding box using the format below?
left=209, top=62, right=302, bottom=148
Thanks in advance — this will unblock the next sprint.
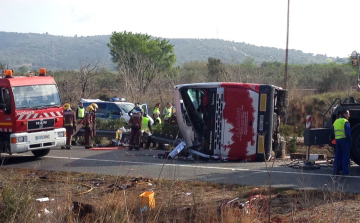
left=84, top=105, right=94, bottom=149
left=333, top=109, right=351, bottom=175
left=162, top=102, right=172, bottom=123
left=91, top=103, right=98, bottom=139
left=128, top=107, right=142, bottom=150
left=141, top=112, right=152, bottom=132
left=63, top=103, right=76, bottom=150
left=76, top=102, right=85, bottom=123
left=145, top=112, right=162, bottom=150
left=153, top=103, right=160, bottom=118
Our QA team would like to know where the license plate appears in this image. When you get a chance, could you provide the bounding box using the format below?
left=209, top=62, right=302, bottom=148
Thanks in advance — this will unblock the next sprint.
left=259, top=115, right=264, bottom=131
left=36, top=135, right=50, bottom=140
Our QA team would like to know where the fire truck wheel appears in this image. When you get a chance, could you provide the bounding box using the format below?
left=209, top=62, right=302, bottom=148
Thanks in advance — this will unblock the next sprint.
left=32, top=149, right=50, bottom=157
left=350, top=124, right=360, bottom=166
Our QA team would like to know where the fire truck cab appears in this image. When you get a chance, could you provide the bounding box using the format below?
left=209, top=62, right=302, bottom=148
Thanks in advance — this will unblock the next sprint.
left=0, top=70, right=66, bottom=157
left=174, top=82, right=288, bottom=161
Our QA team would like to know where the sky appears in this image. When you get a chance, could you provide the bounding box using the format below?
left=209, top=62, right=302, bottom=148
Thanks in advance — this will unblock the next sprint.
left=0, top=0, right=358, bottom=58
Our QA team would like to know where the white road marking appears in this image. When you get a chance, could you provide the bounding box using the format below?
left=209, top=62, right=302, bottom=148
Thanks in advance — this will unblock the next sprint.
left=45, top=155, right=250, bottom=171
left=13, top=154, right=360, bottom=179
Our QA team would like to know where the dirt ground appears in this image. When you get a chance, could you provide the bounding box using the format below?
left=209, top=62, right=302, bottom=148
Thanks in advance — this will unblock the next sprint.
left=1, top=167, right=360, bottom=222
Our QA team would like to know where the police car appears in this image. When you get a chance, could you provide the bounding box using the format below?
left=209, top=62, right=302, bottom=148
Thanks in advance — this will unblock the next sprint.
left=81, top=98, right=149, bottom=122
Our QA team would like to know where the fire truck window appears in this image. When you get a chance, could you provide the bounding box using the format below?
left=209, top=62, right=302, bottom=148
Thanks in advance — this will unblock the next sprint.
left=4, top=88, right=11, bottom=114
left=13, top=85, right=61, bottom=109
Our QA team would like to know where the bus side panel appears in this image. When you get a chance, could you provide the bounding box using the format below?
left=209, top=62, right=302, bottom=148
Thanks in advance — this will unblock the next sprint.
left=256, top=85, right=275, bottom=161
left=221, top=87, right=259, bottom=161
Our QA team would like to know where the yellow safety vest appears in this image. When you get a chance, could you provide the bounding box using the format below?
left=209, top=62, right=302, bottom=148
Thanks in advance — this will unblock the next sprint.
left=334, top=118, right=348, bottom=139
left=155, top=117, right=162, bottom=125
left=153, top=107, right=160, bottom=115
left=164, top=107, right=172, bottom=118
left=142, top=116, right=150, bottom=131
left=78, top=107, right=84, bottom=118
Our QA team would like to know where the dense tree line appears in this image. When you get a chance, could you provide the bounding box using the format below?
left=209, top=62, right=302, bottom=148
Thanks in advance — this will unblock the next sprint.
left=53, top=58, right=356, bottom=109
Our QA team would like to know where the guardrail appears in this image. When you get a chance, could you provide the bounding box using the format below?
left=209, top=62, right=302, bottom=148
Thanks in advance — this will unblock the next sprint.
left=75, top=129, right=182, bottom=146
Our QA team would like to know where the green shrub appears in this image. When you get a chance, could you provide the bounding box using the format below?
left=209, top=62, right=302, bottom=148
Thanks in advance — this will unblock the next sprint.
left=96, top=118, right=128, bottom=130
left=287, top=136, right=298, bottom=154
left=295, top=125, right=304, bottom=137
left=280, top=124, right=293, bottom=137
left=152, top=123, right=182, bottom=139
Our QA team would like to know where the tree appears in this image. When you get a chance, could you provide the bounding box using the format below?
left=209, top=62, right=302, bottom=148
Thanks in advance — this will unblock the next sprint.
left=18, top=65, right=28, bottom=74
left=242, top=56, right=256, bottom=67
left=59, top=60, right=105, bottom=104
left=207, top=57, right=225, bottom=81
left=107, top=31, right=176, bottom=101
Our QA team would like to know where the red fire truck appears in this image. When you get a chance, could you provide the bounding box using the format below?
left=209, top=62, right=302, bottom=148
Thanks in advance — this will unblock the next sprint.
left=173, top=82, right=288, bottom=161
left=0, top=69, right=66, bottom=157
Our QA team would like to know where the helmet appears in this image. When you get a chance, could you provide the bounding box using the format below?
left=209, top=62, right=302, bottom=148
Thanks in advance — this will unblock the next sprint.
left=154, top=111, right=160, bottom=115
left=155, top=103, right=160, bottom=107
left=86, top=105, right=94, bottom=112
left=63, top=103, right=70, bottom=110
left=91, top=103, right=98, bottom=109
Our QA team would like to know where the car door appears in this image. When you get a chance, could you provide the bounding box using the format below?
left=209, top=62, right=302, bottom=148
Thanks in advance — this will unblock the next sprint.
left=108, top=103, right=122, bottom=120
left=96, top=103, right=107, bottom=119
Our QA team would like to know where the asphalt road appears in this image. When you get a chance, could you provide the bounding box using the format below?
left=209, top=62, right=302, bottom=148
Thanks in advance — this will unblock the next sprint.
left=2, top=146, right=360, bottom=193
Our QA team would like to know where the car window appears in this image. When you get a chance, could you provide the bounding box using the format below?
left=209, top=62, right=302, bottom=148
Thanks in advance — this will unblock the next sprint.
left=97, top=103, right=107, bottom=113
left=118, top=103, right=134, bottom=113
left=108, top=104, right=120, bottom=112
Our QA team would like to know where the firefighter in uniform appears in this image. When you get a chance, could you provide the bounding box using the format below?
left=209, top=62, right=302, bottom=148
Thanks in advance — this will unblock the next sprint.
left=129, top=107, right=142, bottom=150
left=333, top=109, right=351, bottom=175
left=63, top=103, right=76, bottom=150
left=84, top=105, right=94, bottom=149
left=91, top=103, right=98, bottom=138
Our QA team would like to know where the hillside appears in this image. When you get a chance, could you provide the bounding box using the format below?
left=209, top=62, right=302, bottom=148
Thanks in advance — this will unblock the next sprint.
left=0, top=32, right=347, bottom=71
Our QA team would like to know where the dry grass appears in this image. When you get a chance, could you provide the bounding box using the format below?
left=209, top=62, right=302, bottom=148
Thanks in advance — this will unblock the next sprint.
left=0, top=168, right=360, bottom=222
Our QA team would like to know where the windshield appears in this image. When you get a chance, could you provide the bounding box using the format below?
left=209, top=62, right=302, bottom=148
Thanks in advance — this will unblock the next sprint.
left=118, top=103, right=134, bottom=113
left=180, top=88, right=206, bottom=137
left=13, top=84, right=61, bottom=109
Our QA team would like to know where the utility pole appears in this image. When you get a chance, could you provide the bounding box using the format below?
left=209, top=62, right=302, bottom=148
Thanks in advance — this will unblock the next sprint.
left=284, top=0, right=290, bottom=90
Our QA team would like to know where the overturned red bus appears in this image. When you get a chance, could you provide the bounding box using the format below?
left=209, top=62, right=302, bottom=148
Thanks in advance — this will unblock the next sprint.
left=174, top=82, right=288, bottom=161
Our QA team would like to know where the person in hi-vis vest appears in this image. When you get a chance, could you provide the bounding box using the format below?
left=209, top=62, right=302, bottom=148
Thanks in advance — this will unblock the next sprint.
left=333, top=109, right=351, bottom=175
left=76, top=102, right=85, bottom=123
left=162, top=102, right=172, bottom=123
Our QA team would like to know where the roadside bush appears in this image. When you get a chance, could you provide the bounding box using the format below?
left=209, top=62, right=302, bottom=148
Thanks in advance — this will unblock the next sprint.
left=280, top=124, right=293, bottom=137
left=287, top=136, right=298, bottom=154
left=152, top=123, right=182, bottom=139
left=96, top=118, right=128, bottom=130
left=295, top=125, right=304, bottom=137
